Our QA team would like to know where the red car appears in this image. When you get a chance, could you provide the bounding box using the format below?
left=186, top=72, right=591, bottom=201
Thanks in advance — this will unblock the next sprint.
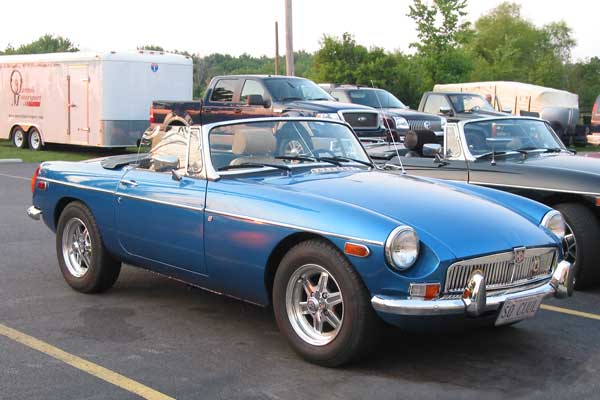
left=592, top=95, right=600, bottom=132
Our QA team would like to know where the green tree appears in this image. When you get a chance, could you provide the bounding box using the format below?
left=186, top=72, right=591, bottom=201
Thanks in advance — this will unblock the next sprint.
left=2, top=34, right=78, bottom=55
left=407, top=0, right=473, bottom=87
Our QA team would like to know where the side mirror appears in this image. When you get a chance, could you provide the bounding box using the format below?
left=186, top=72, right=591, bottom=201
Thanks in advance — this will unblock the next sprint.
left=502, top=107, right=512, bottom=114
left=247, top=94, right=268, bottom=107
left=422, top=143, right=442, bottom=157
left=439, top=106, right=453, bottom=116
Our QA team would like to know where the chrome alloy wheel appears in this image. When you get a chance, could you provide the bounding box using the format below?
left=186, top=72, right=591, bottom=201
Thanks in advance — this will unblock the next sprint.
left=563, top=221, right=577, bottom=286
left=284, top=139, right=305, bottom=156
left=285, top=264, right=344, bottom=346
left=62, top=218, right=92, bottom=278
left=13, top=130, right=24, bottom=147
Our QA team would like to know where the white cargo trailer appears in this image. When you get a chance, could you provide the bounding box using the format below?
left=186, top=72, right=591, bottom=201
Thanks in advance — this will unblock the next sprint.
left=0, top=51, right=192, bottom=150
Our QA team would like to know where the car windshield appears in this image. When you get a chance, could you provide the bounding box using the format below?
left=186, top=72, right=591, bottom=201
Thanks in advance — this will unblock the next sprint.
left=264, top=78, right=334, bottom=102
left=448, top=94, right=496, bottom=113
left=463, top=119, right=565, bottom=157
left=347, top=89, right=408, bottom=109
left=208, top=120, right=371, bottom=172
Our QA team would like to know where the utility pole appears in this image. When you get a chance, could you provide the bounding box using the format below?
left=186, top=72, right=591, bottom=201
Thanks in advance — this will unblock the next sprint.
left=285, top=0, right=294, bottom=76
left=275, top=21, right=280, bottom=75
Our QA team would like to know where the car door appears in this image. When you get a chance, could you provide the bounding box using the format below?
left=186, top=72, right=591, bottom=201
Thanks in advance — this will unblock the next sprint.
left=399, top=124, right=469, bottom=181
left=115, top=128, right=207, bottom=274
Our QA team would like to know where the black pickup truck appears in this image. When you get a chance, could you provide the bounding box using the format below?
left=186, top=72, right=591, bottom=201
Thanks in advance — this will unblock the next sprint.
left=150, top=75, right=386, bottom=139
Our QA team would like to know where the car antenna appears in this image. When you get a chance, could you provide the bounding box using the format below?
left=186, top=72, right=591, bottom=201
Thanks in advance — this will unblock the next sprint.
left=371, top=80, right=405, bottom=175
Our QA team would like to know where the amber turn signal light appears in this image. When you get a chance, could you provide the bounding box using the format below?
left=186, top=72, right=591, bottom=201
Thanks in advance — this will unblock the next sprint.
left=344, top=242, right=370, bottom=258
left=409, top=283, right=441, bottom=300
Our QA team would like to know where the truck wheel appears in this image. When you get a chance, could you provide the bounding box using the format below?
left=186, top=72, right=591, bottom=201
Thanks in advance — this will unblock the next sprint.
left=272, top=239, right=380, bottom=366
left=56, top=202, right=121, bottom=293
left=554, top=203, right=600, bottom=290
left=28, top=128, right=43, bottom=151
left=12, top=127, right=28, bottom=149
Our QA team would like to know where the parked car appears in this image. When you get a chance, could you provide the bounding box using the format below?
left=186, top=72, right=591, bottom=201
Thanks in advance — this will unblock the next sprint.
left=0, top=51, right=192, bottom=150
left=27, top=118, right=572, bottom=366
left=591, top=95, right=600, bottom=133
left=322, top=85, right=446, bottom=140
left=151, top=75, right=387, bottom=142
left=369, top=117, right=600, bottom=290
left=419, top=91, right=507, bottom=123
left=433, top=82, right=581, bottom=145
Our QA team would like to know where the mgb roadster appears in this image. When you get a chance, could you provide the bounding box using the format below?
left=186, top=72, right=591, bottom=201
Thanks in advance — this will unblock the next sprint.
left=27, top=118, right=572, bottom=366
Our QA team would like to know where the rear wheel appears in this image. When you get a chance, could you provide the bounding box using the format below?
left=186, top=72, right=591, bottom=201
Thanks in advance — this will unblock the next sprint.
left=56, top=202, right=121, bottom=293
left=273, top=239, right=380, bottom=366
left=28, top=128, right=43, bottom=151
left=12, top=126, right=28, bottom=149
left=554, top=203, right=600, bottom=290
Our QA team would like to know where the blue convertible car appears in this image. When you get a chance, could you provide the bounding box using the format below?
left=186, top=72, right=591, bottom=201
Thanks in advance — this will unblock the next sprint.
left=27, top=118, right=572, bottom=366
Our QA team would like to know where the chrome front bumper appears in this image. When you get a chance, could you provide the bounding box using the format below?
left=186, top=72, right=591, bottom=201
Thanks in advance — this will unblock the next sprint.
left=27, top=205, right=42, bottom=220
left=372, top=260, right=572, bottom=317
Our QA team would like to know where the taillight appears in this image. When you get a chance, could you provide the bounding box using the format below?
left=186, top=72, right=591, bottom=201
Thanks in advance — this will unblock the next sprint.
left=31, top=165, right=40, bottom=193
left=149, top=106, right=155, bottom=124
left=593, top=102, right=598, bottom=116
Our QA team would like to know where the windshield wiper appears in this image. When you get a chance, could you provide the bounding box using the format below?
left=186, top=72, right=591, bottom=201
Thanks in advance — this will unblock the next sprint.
left=218, top=162, right=291, bottom=173
left=309, top=97, right=331, bottom=101
left=280, top=97, right=303, bottom=102
left=275, top=155, right=318, bottom=163
left=475, top=151, right=514, bottom=159
left=317, top=156, right=374, bottom=168
left=543, top=148, right=562, bottom=153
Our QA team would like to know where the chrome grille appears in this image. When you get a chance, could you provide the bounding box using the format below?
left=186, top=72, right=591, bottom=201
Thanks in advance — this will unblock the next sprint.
left=444, top=247, right=557, bottom=294
left=408, top=119, right=441, bottom=132
left=340, top=111, right=380, bottom=129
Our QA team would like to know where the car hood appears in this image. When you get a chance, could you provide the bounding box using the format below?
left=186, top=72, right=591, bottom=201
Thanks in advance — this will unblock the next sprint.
left=281, top=100, right=376, bottom=113
left=265, top=169, right=556, bottom=258
left=474, top=153, right=600, bottom=196
left=381, top=108, right=441, bottom=121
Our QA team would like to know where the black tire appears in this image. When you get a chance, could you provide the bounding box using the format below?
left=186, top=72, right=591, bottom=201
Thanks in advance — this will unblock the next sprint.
left=272, top=239, right=380, bottom=367
left=11, top=126, right=28, bottom=149
left=554, top=203, right=600, bottom=290
left=28, top=127, right=43, bottom=151
left=56, top=201, right=121, bottom=293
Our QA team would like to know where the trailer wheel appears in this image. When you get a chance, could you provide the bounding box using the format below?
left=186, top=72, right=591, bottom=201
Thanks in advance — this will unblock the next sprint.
left=28, top=128, right=43, bottom=151
left=11, top=126, right=28, bottom=149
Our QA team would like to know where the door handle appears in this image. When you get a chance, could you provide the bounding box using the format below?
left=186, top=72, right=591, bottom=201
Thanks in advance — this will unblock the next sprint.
left=119, top=179, right=138, bottom=187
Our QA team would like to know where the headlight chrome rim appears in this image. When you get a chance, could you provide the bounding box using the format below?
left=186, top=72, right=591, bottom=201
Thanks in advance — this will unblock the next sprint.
left=385, top=225, right=420, bottom=271
left=393, top=116, right=410, bottom=129
left=541, top=210, right=566, bottom=240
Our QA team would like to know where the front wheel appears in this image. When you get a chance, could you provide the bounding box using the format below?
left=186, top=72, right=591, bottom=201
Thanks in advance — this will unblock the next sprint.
left=273, top=240, right=380, bottom=366
left=56, top=202, right=121, bottom=293
left=554, top=203, right=600, bottom=290
left=12, top=126, right=28, bottom=149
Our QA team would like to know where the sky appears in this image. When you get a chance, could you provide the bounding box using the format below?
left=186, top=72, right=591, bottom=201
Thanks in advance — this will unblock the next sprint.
left=0, top=0, right=597, bottom=61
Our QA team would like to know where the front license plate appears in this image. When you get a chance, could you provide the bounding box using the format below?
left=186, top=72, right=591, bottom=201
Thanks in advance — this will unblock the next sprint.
left=495, top=294, right=544, bottom=326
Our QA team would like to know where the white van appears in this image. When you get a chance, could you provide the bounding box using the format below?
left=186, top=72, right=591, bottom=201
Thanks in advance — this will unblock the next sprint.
left=0, top=51, right=192, bottom=150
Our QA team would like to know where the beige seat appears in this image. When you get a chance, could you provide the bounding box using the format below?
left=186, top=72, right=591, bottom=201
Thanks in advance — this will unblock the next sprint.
left=229, top=127, right=277, bottom=166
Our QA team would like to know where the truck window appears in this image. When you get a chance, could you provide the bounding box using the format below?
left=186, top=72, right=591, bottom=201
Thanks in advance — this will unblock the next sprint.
left=424, top=95, right=450, bottom=114
left=330, top=90, right=344, bottom=102
left=240, top=80, right=265, bottom=103
left=211, top=79, right=237, bottom=102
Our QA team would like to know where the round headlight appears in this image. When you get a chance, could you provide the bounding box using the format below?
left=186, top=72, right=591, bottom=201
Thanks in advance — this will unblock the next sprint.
left=385, top=226, right=420, bottom=270
left=541, top=210, right=566, bottom=240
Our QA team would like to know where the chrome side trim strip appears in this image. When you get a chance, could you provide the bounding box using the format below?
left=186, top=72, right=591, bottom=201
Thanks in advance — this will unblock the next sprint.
left=116, top=192, right=205, bottom=212
left=205, top=207, right=384, bottom=246
left=39, top=178, right=115, bottom=194
left=469, top=181, right=600, bottom=197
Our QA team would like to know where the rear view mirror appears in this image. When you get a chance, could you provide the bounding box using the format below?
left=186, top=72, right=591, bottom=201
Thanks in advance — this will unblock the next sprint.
left=485, top=137, right=512, bottom=148
left=502, top=107, right=512, bottom=114
left=439, top=106, right=453, bottom=116
left=247, top=94, right=269, bottom=107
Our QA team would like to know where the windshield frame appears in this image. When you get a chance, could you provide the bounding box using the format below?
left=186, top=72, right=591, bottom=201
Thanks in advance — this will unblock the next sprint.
left=202, top=117, right=373, bottom=179
left=457, top=117, right=569, bottom=162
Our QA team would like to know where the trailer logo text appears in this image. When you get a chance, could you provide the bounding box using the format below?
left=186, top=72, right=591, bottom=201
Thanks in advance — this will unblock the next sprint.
left=9, top=69, right=41, bottom=107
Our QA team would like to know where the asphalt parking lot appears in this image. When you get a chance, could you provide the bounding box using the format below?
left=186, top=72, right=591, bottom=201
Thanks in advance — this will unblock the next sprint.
left=1, top=162, right=599, bottom=400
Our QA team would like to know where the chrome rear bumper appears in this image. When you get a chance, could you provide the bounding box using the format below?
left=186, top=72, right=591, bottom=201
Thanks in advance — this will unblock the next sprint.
left=27, top=206, right=42, bottom=220
left=372, top=260, right=572, bottom=317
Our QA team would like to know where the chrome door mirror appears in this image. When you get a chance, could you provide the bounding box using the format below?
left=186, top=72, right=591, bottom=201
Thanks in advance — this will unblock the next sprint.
left=439, top=106, right=453, bottom=116
left=422, top=143, right=442, bottom=157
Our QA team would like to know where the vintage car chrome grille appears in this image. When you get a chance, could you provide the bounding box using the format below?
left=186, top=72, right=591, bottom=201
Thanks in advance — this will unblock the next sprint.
left=340, top=111, right=380, bottom=129
left=407, top=119, right=441, bottom=132
left=444, top=247, right=557, bottom=294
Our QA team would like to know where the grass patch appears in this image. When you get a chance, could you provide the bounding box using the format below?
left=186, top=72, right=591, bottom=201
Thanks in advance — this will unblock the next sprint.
left=0, top=140, right=135, bottom=163
left=573, top=145, right=600, bottom=153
